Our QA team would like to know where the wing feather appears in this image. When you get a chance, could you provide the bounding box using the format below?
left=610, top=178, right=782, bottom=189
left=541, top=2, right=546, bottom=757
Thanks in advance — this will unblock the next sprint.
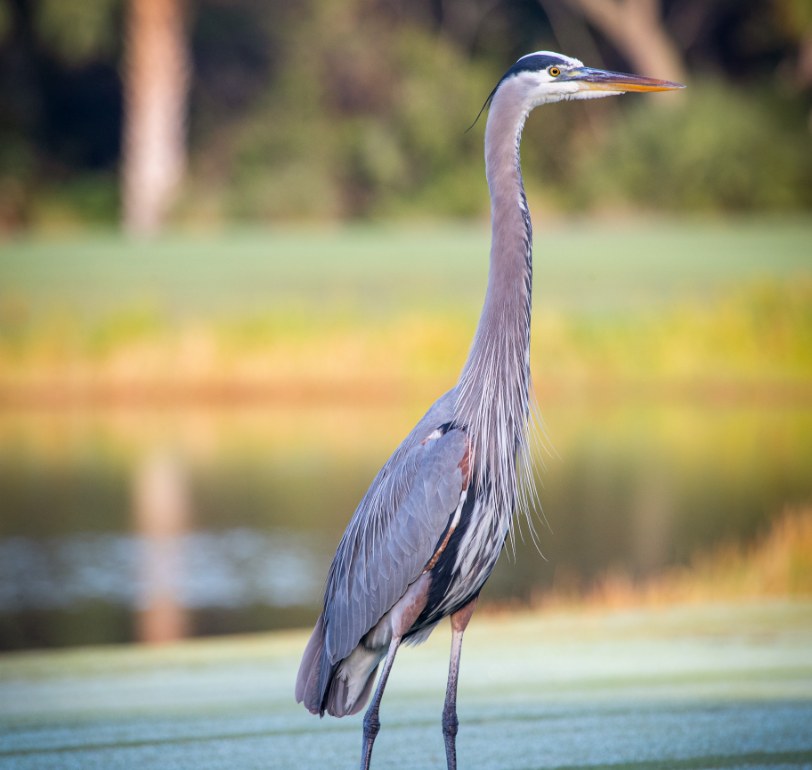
left=322, top=416, right=468, bottom=667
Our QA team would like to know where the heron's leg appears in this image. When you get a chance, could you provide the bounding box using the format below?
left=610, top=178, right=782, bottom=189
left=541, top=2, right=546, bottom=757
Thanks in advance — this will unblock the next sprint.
left=443, top=597, right=478, bottom=770
left=360, top=635, right=402, bottom=770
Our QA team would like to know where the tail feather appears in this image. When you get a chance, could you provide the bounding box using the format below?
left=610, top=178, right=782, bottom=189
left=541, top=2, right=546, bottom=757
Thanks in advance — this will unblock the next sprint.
left=325, top=663, right=378, bottom=716
left=323, top=639, right=385, bottom=716
left=296, top=614, right=384, bottom=718
left=350, top=667, right=378, bottom=715
left=295, top=615, right=326, bottom=714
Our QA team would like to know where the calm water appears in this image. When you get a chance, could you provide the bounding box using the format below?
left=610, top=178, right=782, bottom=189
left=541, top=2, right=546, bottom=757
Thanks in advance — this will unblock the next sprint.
left=1, top=399, right=810, bottom=650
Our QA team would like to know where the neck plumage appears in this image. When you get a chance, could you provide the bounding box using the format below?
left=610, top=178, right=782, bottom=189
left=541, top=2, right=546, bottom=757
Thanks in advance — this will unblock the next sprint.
left=456, top=80, right=534, bottom=514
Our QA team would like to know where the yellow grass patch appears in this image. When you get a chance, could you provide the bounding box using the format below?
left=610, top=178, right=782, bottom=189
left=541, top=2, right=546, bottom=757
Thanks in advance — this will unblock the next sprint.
left=539, top=505, right=812, bottom=609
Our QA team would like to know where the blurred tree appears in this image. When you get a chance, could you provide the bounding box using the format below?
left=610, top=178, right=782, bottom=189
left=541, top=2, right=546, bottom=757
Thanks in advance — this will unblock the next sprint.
left=575, top=79, right=812, bottom=212
left=122, top=0, right=190, bottom=235
left=774, top=0, right=812, bottom=123
left=0, top=0, right=809, bottom=227
left=435, top=0, right=508, bottom=54
left=550, top=0, right=686, bottom=83
left=194, top=0, right=492, bottom=221
left=36, top=0, right=120, bottom=64
left=7, top=0, right=123, bottom=227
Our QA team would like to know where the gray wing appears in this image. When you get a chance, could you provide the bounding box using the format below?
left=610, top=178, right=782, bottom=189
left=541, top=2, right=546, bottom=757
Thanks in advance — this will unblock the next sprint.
left=322, top=412, right=468, bottom=668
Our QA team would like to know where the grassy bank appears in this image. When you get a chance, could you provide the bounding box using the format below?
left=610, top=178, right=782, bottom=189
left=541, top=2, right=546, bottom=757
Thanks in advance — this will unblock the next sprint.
left=1, top=220, right=810, bottom=407
left=535, top=505, right=812, bottom=610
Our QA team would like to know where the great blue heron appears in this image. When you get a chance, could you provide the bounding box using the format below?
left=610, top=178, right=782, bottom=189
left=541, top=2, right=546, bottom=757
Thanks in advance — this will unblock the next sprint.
left=296, top=51, right=683, bottom=769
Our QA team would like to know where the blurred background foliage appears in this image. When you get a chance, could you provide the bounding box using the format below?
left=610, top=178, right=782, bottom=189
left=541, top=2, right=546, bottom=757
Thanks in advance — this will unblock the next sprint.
left=0, top=0, right=810, bottom=231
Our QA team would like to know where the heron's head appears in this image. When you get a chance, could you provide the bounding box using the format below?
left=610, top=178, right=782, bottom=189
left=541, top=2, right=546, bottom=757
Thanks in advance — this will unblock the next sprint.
left=494, top=51, right=684, bottom=110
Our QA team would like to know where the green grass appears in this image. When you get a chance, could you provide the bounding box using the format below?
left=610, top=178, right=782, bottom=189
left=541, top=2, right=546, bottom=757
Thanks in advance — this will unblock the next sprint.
left=1, top=218, right=809, bottom=405
left=1, top=218, right=810, bottom=318
left=0, top=601, right=810, bottom=769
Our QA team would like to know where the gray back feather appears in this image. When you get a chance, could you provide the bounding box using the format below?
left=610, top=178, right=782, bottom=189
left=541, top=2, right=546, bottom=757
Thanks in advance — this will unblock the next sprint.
left=321, top=391, right=467, bottom=669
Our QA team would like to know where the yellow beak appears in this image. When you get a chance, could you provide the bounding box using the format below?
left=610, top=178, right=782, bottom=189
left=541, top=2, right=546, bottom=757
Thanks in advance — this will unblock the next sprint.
left=572, top=67, right=685, bottom=93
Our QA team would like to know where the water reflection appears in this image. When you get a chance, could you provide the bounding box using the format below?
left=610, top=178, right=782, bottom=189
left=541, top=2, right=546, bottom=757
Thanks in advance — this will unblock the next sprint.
left=0, top=529, right=321, bottom=613
left=133, top=450, right=190, bottom=642
left=0, top=401, right=810, bottom=649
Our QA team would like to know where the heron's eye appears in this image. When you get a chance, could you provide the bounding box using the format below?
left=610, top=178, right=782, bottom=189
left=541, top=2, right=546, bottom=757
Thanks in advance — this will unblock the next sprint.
left=548, top=66, right=561, bottom=78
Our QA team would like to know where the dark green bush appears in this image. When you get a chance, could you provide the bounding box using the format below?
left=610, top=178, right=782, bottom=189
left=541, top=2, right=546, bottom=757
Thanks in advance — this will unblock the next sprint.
left=189, top=3, right=491, bottom=221
left=574, top=82, right=812, bottom=213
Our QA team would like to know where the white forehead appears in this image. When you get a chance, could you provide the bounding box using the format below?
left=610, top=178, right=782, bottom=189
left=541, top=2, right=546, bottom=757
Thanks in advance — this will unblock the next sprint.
left=516, top=51, right=584, bottom=69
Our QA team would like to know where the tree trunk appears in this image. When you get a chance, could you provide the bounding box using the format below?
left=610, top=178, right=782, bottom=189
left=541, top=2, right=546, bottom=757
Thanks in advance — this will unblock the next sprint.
left=122, top=0, right=190, bottom=236
left=559, top=0, right=687, bottom=84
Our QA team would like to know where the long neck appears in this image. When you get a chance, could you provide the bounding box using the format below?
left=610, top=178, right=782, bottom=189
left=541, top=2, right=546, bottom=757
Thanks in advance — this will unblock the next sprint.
left=456, top=80, right=533, bottom=507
